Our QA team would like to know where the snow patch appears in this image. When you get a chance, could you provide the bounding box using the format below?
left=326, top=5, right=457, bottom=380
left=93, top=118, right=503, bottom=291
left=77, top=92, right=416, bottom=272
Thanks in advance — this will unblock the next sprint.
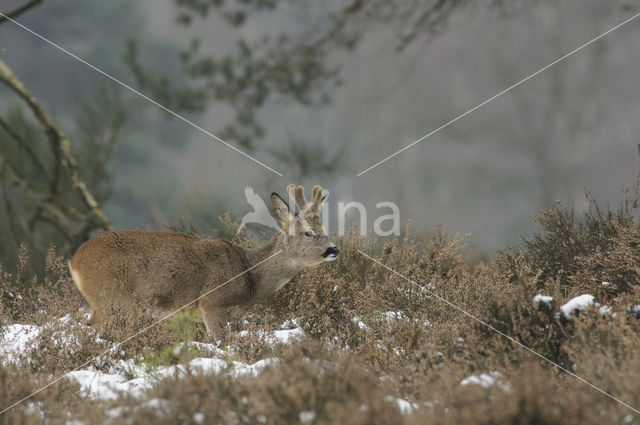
left=66, top=357, right=278, bottom=400
left=533, top=294, right=553, bottom=304
left=352, top=316, right=368, bottom=330
left=193, top=412, right=205, bottom=424
left=1, top=317, right=296, bottom=402
left=460, top=371, right=510, bottom=391
left=280, top=318, right=299, bottom=330
left=0, top=324, right=41, bottom=364
left=560, top=294, right=595, bottom=318
left=66, top=370, right=148, bottom=400
left=383, top=311, right=405, bottom=322
left=385, top=396, right=419, bottom=414
left=237, top=327, right=304, bottom=346
left=271, top=328, right=304, bottom=344
left=299, top=411, right=315, bottom=423
left=598, top=305, right=613, bottom=315
left=0, top=315, right=107, bottom=367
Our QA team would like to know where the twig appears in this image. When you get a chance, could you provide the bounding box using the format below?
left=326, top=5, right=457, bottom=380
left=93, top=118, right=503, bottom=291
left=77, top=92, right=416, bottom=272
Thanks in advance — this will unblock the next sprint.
left=0, top=0, right=43, bottom=25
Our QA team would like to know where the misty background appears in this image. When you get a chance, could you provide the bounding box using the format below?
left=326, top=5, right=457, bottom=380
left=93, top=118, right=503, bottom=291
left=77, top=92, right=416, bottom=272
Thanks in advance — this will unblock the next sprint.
left=1, top=0, right=639, bottom=269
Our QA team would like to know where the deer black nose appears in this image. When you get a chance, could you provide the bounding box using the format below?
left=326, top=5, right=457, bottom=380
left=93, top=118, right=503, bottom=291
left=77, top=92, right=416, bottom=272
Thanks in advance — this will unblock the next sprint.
left=323, top=246, right=340, bottom=258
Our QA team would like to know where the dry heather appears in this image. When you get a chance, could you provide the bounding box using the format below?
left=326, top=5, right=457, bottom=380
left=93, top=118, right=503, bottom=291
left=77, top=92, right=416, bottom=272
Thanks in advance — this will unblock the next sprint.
left=1, top=189, right=640, bottom=424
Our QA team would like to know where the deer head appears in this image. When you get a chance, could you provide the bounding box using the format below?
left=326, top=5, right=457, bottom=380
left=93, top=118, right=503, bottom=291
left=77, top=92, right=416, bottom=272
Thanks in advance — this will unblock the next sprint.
left=271, top=184, right=339, bottom=267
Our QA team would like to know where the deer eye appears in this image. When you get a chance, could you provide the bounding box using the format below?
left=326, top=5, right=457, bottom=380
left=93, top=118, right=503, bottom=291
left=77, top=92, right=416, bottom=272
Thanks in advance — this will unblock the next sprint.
left=304, top=231, right=314, bottom=237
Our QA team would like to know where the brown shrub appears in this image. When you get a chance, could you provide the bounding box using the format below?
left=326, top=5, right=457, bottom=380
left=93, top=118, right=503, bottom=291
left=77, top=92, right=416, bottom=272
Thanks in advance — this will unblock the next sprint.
left=1, top=188, right=640, bottom=424
left=523, top=188, right=639, bottom=300
left=104, top=343, right=403, bottom=425
left=570, top=221, right=640, bottom=299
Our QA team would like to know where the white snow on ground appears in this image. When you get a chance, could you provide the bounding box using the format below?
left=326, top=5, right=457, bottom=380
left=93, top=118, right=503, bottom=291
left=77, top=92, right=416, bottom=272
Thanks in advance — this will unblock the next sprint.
left=66, top=357, right=278, bottom=400
left=560, top=294, right=595, bottom=318
left=280, top=318, right=299, bottom=329
left=298, top=411, right=316, bottom=423
left=351, top=316, right=368, bottom=330
left=460, top=371, right=511, bottom=391
left=533, top=294, right=553, bottom=304
left=271, top=328, right=305, bottom=344
left=555, top=294, right=616, bottom=318
left=383, top=311, right=405, bottom=321
left=598, top=305, right=613, bottom=315
left=1, top=316, right=455, bottom=420
left=0, top=324, right=41, bottom=364
left=385, top=396, right=419, bottom=414
left=0, top=317, right=300, bottom=401
left=237, top=327, right=304, bottom=345
left=0, top=315, right=107, bottom=367
left=66, top=369, right=148, bottom=400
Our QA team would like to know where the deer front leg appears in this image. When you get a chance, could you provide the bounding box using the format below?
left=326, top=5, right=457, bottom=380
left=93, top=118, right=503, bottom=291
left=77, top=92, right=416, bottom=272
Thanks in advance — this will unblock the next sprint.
left=200, top=303, right=229, bottom=341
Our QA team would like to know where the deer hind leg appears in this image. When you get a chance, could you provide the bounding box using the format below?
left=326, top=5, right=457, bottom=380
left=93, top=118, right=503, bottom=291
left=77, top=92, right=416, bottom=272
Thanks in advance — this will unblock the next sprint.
left=200, top=306, right=229, bottom=341
left=70, top=264, right=103, bottom=326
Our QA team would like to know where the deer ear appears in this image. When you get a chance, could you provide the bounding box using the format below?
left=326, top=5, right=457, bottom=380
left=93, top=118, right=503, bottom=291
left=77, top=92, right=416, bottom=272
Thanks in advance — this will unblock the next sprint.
left=271, top=193, right=291, bottom=225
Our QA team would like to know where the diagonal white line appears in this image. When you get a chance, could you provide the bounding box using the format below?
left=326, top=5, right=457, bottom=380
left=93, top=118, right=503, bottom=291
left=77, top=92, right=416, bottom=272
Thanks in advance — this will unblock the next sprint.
left=356, top=11, right=640, bottom=177
left=0, top=12, right=283, bottom=176
left=356, top=249, right=640, bottom=415
left=0, top=249, right=282, bottom=415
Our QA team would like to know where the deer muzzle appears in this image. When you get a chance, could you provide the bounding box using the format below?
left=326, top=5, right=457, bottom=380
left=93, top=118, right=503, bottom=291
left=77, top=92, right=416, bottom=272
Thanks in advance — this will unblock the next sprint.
left=322, top=246, right=340, bottom=259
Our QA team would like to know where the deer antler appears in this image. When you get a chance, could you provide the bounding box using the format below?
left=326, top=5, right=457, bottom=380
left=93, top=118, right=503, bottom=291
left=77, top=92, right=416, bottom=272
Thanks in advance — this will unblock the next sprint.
left=286, top=183, right=314, bottom=213
left=310, top=185, right=327, bottom=212
left=286, top=184, right=297, bottom=210
left=294, top=185, right=308, bottom=211
left=283, top=184, right=328, bottom=232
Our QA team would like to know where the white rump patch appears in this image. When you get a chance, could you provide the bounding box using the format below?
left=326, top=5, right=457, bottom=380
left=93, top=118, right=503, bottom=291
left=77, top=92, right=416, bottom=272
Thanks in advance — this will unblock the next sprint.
left=69, top=262, right=84, bottom=292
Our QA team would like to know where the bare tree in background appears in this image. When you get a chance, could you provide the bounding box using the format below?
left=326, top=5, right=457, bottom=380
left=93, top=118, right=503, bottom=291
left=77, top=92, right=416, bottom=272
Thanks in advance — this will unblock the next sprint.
left=3, top=0, right=612, bottom=270
left=0, top=58, right=119, bottom=270
left=123, top=0, right=490, bottom=151
left=486, top=4, right=611, bottom=208
left=0, top=0, right=482, bottom=270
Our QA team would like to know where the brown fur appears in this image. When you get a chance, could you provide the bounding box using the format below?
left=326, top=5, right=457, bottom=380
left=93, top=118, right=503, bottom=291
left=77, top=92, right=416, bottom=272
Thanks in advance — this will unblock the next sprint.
left=69, top=185, right=337, bottom=339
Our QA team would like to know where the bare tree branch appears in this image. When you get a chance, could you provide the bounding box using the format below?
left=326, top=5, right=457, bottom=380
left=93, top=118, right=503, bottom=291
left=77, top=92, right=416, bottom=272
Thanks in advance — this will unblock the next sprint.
left=0, top=179, right=21, bottom=250
left=0, top=0, right=43, bottom=25
left=0, top=161, right=82, bottom=238
left=273, top=0, right=365, bottom=79
left=395, top=0, right=467, bottom=51
left=0, top=116, right=51, bottom=182
left=0, top=58, right=113, bottom=232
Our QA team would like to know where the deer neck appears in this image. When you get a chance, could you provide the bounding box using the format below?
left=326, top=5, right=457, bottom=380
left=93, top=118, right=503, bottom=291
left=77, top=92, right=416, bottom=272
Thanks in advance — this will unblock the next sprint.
left=244, top=232, right=300, bottom=298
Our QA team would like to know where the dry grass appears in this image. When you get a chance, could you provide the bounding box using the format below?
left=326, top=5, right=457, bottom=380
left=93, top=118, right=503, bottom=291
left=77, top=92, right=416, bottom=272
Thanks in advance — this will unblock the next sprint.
left=1, top=187, right=640, bottom=424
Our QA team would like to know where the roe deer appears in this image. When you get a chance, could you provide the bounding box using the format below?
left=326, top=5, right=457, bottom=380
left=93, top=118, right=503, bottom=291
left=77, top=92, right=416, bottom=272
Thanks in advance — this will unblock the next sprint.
left=69, top=184, right=339, bottom=339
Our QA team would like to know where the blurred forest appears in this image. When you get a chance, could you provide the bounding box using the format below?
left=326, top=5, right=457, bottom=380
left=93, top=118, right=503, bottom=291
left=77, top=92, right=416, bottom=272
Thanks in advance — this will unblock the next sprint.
left=1, top=0, right=640, bottom=271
